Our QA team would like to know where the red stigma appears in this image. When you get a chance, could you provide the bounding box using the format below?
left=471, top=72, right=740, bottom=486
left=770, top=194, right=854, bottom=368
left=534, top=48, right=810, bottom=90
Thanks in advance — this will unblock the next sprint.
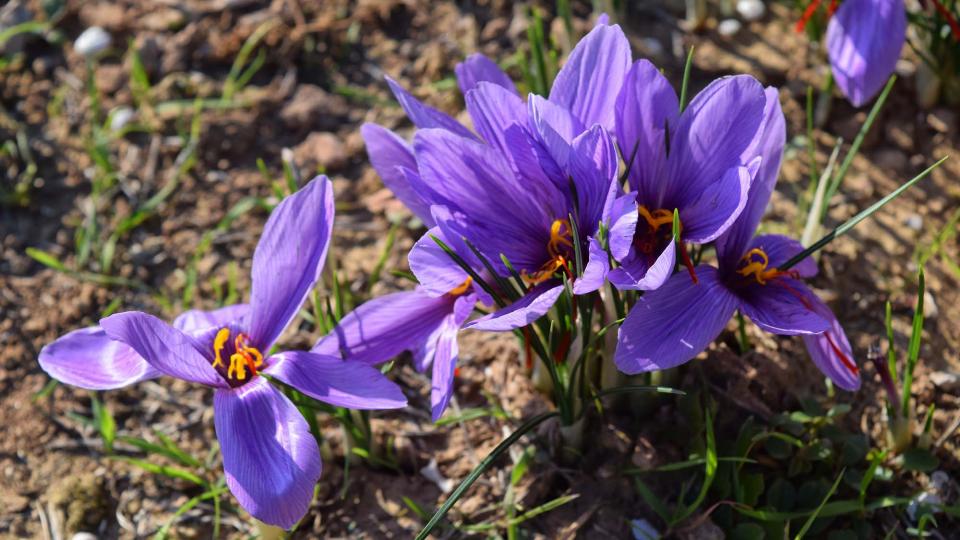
left=930, top=0, right=960, bottom=41
left=825, top=331, right=859, bottom=376
left=678, top=241, right=699, bottom=284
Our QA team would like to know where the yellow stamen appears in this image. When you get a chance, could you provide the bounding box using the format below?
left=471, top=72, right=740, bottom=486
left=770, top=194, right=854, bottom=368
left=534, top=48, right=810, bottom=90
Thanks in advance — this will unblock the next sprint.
left=448, top=276, right=473, bottom=296
left=736, top=248, right=784, bottom=285
left=213, top=328, right=230, bottom=368
left=638, top=206, right=674, bottom=230
left=522, top=219, right=573, bottom=285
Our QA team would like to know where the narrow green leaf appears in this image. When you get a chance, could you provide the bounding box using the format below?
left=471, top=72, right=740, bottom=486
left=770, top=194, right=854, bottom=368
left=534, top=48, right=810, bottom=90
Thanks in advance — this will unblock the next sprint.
left=794, top=468, right=845, bottom=539
left=678, top=46, right=696, bottom=113
left=26, top=247, right=67, bottom=272
left=110, top=456, right=207, bottom=486
left=507, top=494, right=579, bottom=526
left=902, top=269, right=925, bottom=418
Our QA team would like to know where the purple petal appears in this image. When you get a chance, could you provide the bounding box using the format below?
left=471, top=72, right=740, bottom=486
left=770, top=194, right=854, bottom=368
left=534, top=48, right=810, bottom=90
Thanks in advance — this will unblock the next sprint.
left=666, top=76, right=765, bottom=207
left=466, top=284, right=565, bottom=332
left=573, top=237, right=610, bottom=295
left=173, top=304, right=250, bottom=334
left=803, top=314, right=861, bottom=391
left=465, top=82, right=528, bottom=156
left=528, top=95, right=585, bottom=172
left=548, top=23, right=631, bottom=130
left=311, top=289, right=455, bottom=364
left=716, top=87, right=786, bottom=265
left=385, top=76, right=475, bottom=139
left=265, top=351, right=407, bottom=409
left=569, top=125, right=619, bottom=236
left=455, top=54, right=518, bottom=96
left=608, top=193, right=639, bottom=261
left=739, top=277, right=831, bottom=336
left=681, top=165, right=752, bottom=244
left=100, top=311, right=226, bottom=388
left=360, top=123, right=435, bottom=226
left=827, top=0, right=906, bottom=107
left=214, top=377, right=320, bottom=529
left=607, top=241, right=676, bottom=292
left=430, top=319, right=460, bottom=421
left=615, top=60, right=679, bottom=203
left=749, top=234, right=817, bottom=278
left=39, top=326, right=161, bottom=390
left=249, top=175, right=334, bottom=350
left=615, top=266, right=738, bottom=374
left=409, top=227, right=472, bottom=297
left=501, top=124, right=569, bottom=210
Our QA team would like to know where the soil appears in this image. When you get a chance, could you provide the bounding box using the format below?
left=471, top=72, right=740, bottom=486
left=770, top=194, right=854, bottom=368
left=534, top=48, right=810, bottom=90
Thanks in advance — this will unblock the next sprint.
left=1, top=0, right=958, bottom=538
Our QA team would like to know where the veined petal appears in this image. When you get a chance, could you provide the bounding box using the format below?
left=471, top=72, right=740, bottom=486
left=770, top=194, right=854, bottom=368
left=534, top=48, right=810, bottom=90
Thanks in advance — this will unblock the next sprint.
left=739, top=277, right=831, bottom=336
left=385, top=76, right=475, bottom=139
left=569, top=125, right=619, bottom=236
left=173, top=304, right=250, bottom=335
left=749, top=234, right=817, bottom=278
left=409, top=227, right=472, bottom=297
left=249, top=175, right=334, bottom=350
left=528, top=95, right=585, bottom=173
left=39, top=326, right=161, bottom=390
left=465, top=82, right=528, bottom=156
left=681, top=164, right=752, bottom=244
left=430, top=317, right=461, bottom=421
left=803, top=314, right=860, bottom=391
left=615, top=266, right=738, bottom=374
left=456, top=54, right=518, bottom=96
left=100, top=311, right=226, bottom=388
left=608, top=193, right=639, bottom=261
left=666, top=76, right=765, bottom=206
left=572, top=237, right=610, bottom=295
left=616, top=59, right=679, bottom=203
left=214, top=378, right=320, bottom=529
left=608, top=241, right=676, bottom=292
left=265, top=351, right=407, bottom=409
left=827, top=0, right=906, bottom=107
left=465, top=284, right=564, bottom=332
left=548, top=23, right=630, bottom=130
left=360, top=123, right=435, bottom=226
left=311, top=289, right=455, bottom=365
left=716, top=87, right=786, bottom=265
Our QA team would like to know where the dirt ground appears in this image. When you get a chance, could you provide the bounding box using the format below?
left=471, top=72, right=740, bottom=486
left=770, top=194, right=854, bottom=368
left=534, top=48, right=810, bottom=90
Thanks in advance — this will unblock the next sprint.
left=1, top=0, right=959, bottom=538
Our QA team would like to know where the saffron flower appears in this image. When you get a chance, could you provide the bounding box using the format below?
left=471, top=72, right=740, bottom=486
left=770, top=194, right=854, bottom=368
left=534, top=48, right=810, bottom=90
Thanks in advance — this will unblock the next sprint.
left=38, top=176, right=407, bottom=528
left=797, top=0, right=907, bottom=107
left=608, top=61, right=766, bottom=291
left=614, top=90, right=860, bottom=391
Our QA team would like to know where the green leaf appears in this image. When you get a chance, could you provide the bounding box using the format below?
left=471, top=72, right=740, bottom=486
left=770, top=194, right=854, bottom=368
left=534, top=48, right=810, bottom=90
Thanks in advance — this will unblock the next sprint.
left=110, top=456, right=207, bottom=486
left=794, top=469, right=845, bottom=540
left=901, top=447, right=938, bottom=472
left=731, top=522, right=766, bottom=540
left=434, top=408, right=491, bottom=427
left=91, top=395, right=116, bottom=453
left=415, top=411, right=560, bottom=540
left=507, top=494, right=578, bottom=526
left=678, top=46, right=695, bottom=113
left=25, top=247, right=68, bottom=272
left=902, top=269, right=925, bottom=418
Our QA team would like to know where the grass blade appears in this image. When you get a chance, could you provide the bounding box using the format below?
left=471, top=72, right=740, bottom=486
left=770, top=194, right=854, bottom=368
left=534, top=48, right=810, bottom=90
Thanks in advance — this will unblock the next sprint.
left=794, top=468, right=845, bottom=539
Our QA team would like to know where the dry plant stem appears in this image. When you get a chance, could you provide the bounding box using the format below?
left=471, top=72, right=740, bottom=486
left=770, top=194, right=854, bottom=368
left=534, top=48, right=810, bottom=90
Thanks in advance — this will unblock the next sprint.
left=801, top=138, right=843, bottom=248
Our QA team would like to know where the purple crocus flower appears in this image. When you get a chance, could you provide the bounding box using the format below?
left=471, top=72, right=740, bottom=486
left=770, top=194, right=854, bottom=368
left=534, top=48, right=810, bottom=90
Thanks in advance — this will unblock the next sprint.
left=607, top=61, right=767, bottom=292
left=38, top=176, right=407, bottom=528
left=614, top=90, right=861, bottom=391
left=820, top=0, right=907, bottom=107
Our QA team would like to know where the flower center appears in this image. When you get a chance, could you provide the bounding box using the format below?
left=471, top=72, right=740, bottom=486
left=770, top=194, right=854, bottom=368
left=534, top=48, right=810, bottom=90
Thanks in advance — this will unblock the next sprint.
left=447, top=276, right=473, bottom=296
left=735, top=248, right=796, bottom=285
left=635, top=205, right=698, bottom=283
left=212, top=328, right=263, bottom=384
left=522, top=219, right=573, bottom=284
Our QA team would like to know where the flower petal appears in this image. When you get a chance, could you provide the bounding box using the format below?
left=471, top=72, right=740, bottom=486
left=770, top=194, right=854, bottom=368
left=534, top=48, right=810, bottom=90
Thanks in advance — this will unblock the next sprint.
left=385, top=76, right=475, bottom=139
left=749, top=234, right=817, bottom=279
left=465, top=82, right=528, bottom=156
left=360, top=123, right=435, bottom=226
left=608, top=242, right=676, bottom=292
left=311, top=289, right=455, bottom=364
left=100, top=311, right=226, bottom=388
left=465, top=284, right=565, bottom=332
left=608, top=193, right=639, bottom=261
left=572, top=237, right=610, bottom=295
left=214, top=378, right=320, bottom=529
left=666, top=75, right=765, bottom=206
left=409, top=227, right=472, bottom=297
left=548, top=23, right=631, bottom=130
left=569, top=125, right=619, bottom=236
left=827, top=0, right=906, bottom=107
left=456, top=53, right=518, bottom=96
left=528, top=94, right=585, bottom=173
left=802, top=314, right=860, bottom=391
left=681, top=164, right=752, bottom=244
left=265, top=351, right=407, bottom=409
left=38, top=326, right=161, bottom=390
left=615, top=59, right=679, bottom=203
left=430, top=318, right=460, bottom=421
left=173, top=304, right=250, bottom=334
left=249, top=175, right=334, bottom=350
left=615, top=266, right=738, bottom=374
left=716, top=87, right=786, bottom=265
left=739, top=277, right=831, bottom=336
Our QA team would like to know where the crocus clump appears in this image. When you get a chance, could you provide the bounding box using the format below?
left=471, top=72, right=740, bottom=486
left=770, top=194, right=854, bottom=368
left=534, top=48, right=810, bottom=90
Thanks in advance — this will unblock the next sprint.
left=39, top=176, right=407, bottom=528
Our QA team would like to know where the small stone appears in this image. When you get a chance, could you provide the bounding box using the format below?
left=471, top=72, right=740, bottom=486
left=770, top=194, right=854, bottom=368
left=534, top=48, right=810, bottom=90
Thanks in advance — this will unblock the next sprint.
left=923, top=290, right=938, bottom=319
left=928, top=109, right=956, bottom=134
left=929, top=371, right=960, bottom=391
left=631, top=518, right=661, bottom=540
left=638, top=37, right=664, bottom=57
left=293, top=132, right=347, bottom=171
left=717, top=19, right=742, bottom=36
left=71, top=533, right=98, bottom=540
left=140, top=8, right=185, bottom=31
left=74, top=27, right=111, bottom=57
left=419, top=458, right=453, bottom=493
left=109, top=106, right=135, bottom=132
left=737, top=0, right=765, bottom=21
left=905, top=214, right=923, bottom=231
left=280, top=85, right=347, bottom=132
left=876, top=148, right=908, bottom=171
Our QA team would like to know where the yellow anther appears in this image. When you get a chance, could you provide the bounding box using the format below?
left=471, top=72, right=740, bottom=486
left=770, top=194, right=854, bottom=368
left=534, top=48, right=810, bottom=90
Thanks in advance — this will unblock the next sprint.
left=736, top=248, right=782, bottom=285
left=213, top=328, right=230, bottom=368
left=522, top=256, right=567, bottom=285
left=547, top=219, right=574, bottom=258
left=227, top=353, right=248, bottom=381
left=448, top=276, right=473, bottom=296
left=638, top=206, right=675, bottom=230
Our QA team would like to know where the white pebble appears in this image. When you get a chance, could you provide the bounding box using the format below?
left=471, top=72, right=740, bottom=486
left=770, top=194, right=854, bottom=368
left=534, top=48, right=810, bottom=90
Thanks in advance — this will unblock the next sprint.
left=906, top=214, right=923, bottom=231
left=109, top=106, right=135, bottom=132
left=737, top=0, right=765, bottom=21
left=74, top=27, right=111, bottom=57
left=718, top=19, right=742, bottom=36
left=71, top=533, right=98, bottom=540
